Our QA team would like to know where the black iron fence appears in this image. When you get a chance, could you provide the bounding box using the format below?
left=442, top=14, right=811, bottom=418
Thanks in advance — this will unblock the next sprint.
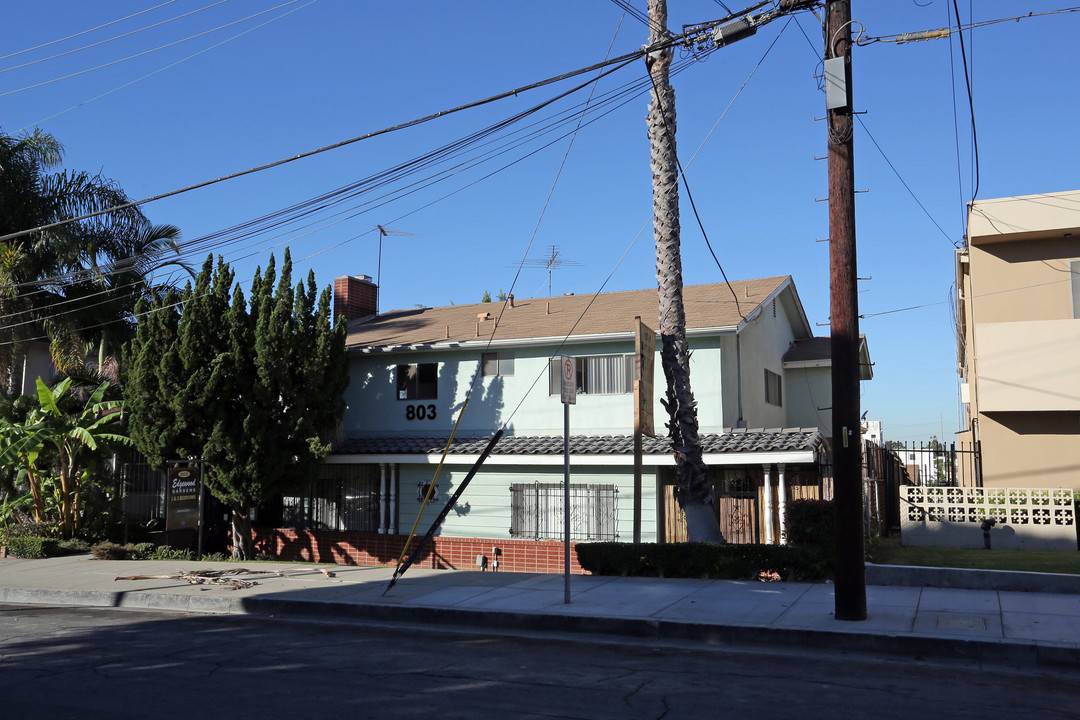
left=816, top=439, right=983, bottom=538
left=889, top=440, right=982, bottom=488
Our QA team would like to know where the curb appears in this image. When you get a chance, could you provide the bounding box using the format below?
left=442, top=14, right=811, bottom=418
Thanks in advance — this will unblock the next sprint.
left=4, top=585, right=1078, bottom=671
left=866, top=564, right=1080, bottom=594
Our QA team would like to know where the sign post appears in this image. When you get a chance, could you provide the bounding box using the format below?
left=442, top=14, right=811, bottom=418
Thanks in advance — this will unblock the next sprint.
left=633, top=317, right=656, bottom=544
left=560, top=355, right=576, bottom=604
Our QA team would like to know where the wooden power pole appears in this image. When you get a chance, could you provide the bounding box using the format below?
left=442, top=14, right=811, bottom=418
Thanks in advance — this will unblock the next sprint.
left=825, top=0, right=867, bottom=621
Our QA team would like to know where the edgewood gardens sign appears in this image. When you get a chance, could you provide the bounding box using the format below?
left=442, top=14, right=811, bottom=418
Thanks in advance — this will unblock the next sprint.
left=166, top=466, right=201, bottom=531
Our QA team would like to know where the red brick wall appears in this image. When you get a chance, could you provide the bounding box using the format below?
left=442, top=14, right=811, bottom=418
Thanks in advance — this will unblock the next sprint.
left=252, top=528, right=587, bottom=574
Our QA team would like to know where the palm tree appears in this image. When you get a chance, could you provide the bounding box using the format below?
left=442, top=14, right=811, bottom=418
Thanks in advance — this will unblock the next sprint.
left=0, top=127, right=187, bottom=391
left=646, top=0, right=722, bottom=542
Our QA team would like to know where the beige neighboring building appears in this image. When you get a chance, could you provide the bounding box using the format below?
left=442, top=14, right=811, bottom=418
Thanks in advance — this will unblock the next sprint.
left=956, top=189, right=1080, bottom=489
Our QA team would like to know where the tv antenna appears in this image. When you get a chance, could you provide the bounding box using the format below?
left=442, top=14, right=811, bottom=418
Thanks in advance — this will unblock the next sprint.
left=375, top=225, right=422, bottom=290
left=512, top=245, right=582, bottom=297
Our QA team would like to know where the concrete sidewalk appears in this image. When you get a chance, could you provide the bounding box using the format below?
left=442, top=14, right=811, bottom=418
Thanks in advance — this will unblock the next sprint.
left=1, top=554, right=1078, bottom=669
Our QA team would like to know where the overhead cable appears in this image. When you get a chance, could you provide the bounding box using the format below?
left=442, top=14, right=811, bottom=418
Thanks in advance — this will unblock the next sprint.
left=0, top=1, right=788, bottom=245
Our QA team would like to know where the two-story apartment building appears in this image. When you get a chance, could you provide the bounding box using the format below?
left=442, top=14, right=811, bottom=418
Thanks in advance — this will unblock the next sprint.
left=256, top=273, right=872, bottom=570
left=956, top=189, right=1080, bottom=489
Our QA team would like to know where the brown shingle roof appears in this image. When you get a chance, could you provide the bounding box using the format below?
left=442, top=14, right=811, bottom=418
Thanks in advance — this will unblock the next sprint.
left=346, top=276, right=790, bottom=349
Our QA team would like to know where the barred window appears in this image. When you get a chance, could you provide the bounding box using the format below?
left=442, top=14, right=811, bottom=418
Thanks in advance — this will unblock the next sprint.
left=548, top=355, right=633, bottom=396
left=509, top=482, right=618, bottom=541
left=282, top=464, right=380, bottom=532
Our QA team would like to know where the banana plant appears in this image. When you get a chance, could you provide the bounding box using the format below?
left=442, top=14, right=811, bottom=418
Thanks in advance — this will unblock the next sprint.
left=0, top=378, right=131, bottom=538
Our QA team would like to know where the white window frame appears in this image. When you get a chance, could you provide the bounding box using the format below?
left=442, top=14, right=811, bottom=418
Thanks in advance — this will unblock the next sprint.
left=482, top=351, right=515, bottom=377
left=548, top=354, right=634, bottom=396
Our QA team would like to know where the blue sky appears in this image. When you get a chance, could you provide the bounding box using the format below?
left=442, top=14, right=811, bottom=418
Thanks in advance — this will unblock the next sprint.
left=4, top=1, right=1078, bottom=444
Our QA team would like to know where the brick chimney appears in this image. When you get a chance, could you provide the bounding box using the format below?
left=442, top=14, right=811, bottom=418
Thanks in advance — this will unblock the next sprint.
left=334, top=275, right=378, bottom=322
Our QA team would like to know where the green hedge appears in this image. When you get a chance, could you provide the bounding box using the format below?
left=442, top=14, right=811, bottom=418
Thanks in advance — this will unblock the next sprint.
left=3, top=522, right=59, bottom=559
left=576, top=541, right=831, bottom=581
left=784, top=499, right=835, bottom=552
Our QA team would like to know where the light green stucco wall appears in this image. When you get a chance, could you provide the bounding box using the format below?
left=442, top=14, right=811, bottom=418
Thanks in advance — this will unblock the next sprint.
left=394, top=462, right=661, bottom=543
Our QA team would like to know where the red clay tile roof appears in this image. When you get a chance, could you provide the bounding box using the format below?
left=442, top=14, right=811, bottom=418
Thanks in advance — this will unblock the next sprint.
left=346, top=276, right=791, bottom=349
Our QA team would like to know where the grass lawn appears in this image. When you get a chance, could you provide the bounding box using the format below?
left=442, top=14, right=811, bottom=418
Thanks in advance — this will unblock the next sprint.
left=871, top=536, right=1080, bottom=575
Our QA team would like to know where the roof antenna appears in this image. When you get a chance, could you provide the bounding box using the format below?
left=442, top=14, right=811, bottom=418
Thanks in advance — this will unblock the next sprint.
left=512, top=245, right=582, bottom=297
left=375, top=225, right=422, bottom=299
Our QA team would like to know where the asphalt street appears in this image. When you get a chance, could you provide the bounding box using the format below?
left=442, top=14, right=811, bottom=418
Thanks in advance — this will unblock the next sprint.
left=2, top=603, right=1078, bottom=720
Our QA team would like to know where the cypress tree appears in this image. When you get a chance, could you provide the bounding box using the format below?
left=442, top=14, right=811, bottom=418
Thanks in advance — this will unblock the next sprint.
left=124, top=289, right=182, bottom=468
left=124, top=251, right=349, bottom=559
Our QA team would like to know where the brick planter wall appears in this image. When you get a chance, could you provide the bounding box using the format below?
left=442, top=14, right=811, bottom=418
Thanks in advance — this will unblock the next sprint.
left=252, top=528, right=587, bottom=574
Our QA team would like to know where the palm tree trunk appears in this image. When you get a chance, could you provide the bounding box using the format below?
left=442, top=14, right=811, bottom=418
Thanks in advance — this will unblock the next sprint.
left=7, top=343, right=24, bottom=396
left=647, top=0, right=722, bottom=542
left=230, top=506, right=255, bottom=560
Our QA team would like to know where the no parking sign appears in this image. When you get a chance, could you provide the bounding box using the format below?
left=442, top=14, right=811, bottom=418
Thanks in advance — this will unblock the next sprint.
left=560, top=355, right=576, bottom=405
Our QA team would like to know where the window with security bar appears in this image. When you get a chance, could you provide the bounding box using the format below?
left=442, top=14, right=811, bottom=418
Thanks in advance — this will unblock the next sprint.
left=282, top=464, right=380, bottom=532
left=509, top=482, right=618, bottom=541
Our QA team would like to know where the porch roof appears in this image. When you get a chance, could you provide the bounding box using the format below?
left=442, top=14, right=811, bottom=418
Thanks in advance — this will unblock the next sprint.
left=330, top=428, right=824, bottom=467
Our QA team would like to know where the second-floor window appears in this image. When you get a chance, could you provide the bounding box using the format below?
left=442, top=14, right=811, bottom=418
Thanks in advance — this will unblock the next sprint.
left=764, top=368, right=783, bottom=406
left=482, top=351, right=515, bottom=377
left=397, top=362, right=438, bottom=400
left=548, top=354, right=634, bottom=396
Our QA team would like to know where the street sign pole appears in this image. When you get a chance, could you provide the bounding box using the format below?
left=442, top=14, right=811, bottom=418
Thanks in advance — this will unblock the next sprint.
left=560, top=355, right=576, bottom=604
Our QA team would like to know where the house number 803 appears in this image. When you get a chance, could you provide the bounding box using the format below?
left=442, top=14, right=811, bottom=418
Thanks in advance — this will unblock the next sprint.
left=406, top=404, right=437, bottom=421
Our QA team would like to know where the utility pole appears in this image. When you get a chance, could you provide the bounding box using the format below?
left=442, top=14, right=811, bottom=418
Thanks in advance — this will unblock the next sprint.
left=646, top=0, right=722, bottom=543
left=825, top=0, right=866, bottom=621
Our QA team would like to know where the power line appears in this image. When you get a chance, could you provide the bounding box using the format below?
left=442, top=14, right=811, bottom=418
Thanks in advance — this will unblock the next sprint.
left=0, top=4, right=797, bottom=340
left=0, top=3, right=773, bottom=246
left=0, top=0, right=308, bottom=98
left=950, top=0, right=979, bottom=203
left=855, top=6, right=1080, bottom=45
left=0, top=1, right=180, bottom=61
left=19, top=2, right=316, bottom=131
left=0, top=51, right=655, bottom=245
left=792, top=13, right=956, bottom=247
left=0, top=0, right=228, bottom=75
left=0, top=51, right=661, bottom=334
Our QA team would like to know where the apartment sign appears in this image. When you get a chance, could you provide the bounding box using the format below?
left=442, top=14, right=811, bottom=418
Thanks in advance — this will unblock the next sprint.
left=166, top=466, right=201, bottom=531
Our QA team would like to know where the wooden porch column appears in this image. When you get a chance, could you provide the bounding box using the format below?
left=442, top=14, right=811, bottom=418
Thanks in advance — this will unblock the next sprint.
left=378, top=463, right=388, bottom=534
left=777, top=463, right=787, bottom=544
left=763, top=464, right=774, bottom=544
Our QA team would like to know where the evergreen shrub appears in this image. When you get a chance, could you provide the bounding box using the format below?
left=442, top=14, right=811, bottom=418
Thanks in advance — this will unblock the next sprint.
left=3, top=522, right=60, bottom=558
